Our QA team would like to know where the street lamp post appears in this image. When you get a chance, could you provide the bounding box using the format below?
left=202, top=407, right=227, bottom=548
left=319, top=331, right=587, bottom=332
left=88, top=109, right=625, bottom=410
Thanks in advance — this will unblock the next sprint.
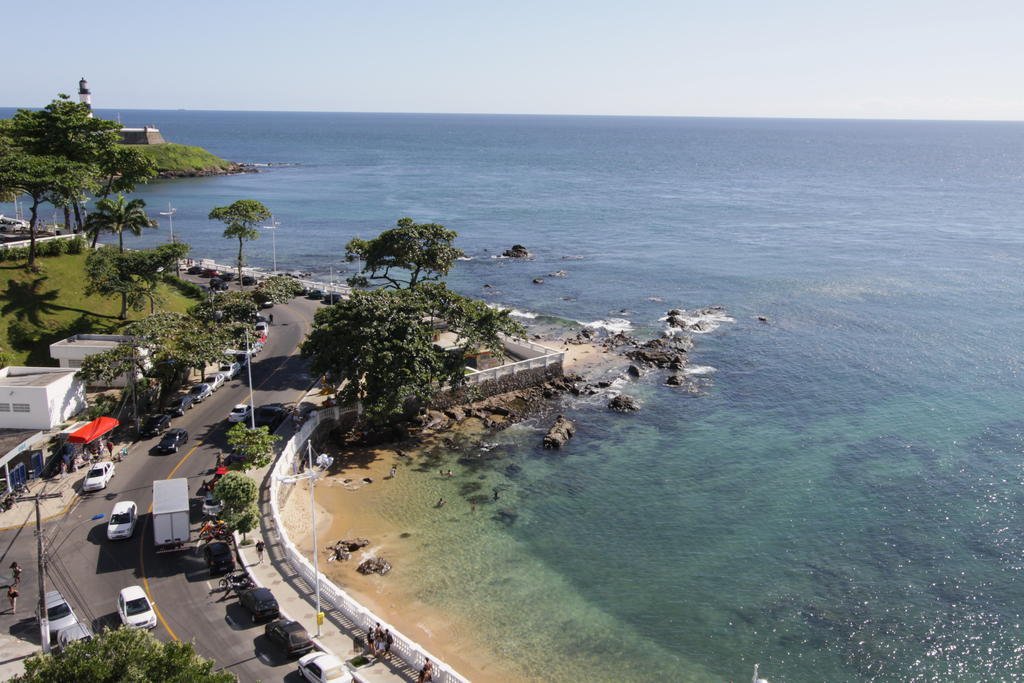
left=262, top=219, right=280, bottom=275
left=159, top=203, right=178, bottom=276
left=244, top=327, right=256, bottom=430
left=277, top=441, right=331, bottom=638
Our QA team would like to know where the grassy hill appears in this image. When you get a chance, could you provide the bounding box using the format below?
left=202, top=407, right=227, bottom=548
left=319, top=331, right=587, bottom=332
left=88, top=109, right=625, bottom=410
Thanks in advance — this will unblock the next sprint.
left=135, top=143, right=236, bottom=174
left=0, top=252, right=202, bottom=366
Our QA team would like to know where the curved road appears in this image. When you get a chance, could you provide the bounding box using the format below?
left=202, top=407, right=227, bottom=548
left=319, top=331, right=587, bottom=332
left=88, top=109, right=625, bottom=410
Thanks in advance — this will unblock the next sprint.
left=1, top=292, right=325, bottom=681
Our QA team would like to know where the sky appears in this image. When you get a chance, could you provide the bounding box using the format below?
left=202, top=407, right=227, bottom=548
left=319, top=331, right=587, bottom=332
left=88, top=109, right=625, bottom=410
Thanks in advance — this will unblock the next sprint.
left=7, top=0, right=1024, bottom=120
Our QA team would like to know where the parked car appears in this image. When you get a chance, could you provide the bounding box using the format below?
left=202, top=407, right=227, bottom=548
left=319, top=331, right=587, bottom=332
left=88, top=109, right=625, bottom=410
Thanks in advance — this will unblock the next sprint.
left=204, top=373, right=227, bottom=391
left=156, top=428, right=189, bottom=454
left=256, top=314, right=270, bottom=324
left=140, top=414, right=171, bottom=438
left=260, top=300, right=275, bottom=309
left=42, top=591, right=79, bottom=644
left=210, top=278, right=229, bottom=292
left=254, top=404, right=288, bottom=431
left=117, top=586, right=157, bottom=629
left=202, top=492, right=223, bottom=517
left=307, top=289, right=324, bottom=300
left=82, top=461, right=115, bottom=492
left=200, top=268, right=220, bottom=278
left=297, top=652, right=353, bottom=683
left=186, top=265, right=204, bottom=275
left=203, top=540, right=236, bottom=574
left=189, top=383, right=213, bottom=403
left=56, top=622, right=93, bottom=650
left=255, top=321, right=269, bottom=335
left=265, top=618, right=315, bottom=658
left=107, top=500, right=138, bottom=540
left=220, top=272, right=236, bottom=281
left=238, top=587, right=280, bottom=623
left=322, top=292, right=343, bottom=305
left=166, top=394, right=195, bottom=416
left=228, top=404, right=253, bottom=423
left=241, top=275, right=257, bottom=286
left=219, top=361, right=242, bottom=379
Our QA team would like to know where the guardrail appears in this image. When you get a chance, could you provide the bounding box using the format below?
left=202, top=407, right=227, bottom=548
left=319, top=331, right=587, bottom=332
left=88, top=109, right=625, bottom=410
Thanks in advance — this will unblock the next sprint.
left=194, top=258, right=351, bottom=296
left=269, top=405, right=468, bottom=683
left=465, top=337, right=564, bottom=385
left=0, top=233, right=78, bottom=249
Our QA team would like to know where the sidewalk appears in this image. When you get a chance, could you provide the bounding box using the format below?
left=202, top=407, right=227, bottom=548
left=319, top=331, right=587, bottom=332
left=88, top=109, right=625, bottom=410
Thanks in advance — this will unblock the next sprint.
left=238, top=391, right=415, bottom=682
left=0, top=462, right=90, bottom=531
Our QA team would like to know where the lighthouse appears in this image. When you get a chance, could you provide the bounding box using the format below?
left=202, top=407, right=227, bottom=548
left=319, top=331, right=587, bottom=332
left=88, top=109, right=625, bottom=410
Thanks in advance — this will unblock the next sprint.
left=78, top=77, right=92, bottom=117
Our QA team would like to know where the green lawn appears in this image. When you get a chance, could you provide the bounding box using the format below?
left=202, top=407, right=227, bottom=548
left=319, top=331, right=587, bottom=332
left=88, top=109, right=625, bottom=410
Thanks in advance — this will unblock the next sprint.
left=136, top=143, right=235, bottom=172
left=0, top=252, right=202, bottom=366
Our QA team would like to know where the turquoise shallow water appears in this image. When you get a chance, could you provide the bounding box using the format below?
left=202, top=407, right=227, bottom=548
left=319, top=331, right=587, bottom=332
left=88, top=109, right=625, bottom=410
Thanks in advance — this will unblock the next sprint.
left=4, top=110, right=1024, bottom=680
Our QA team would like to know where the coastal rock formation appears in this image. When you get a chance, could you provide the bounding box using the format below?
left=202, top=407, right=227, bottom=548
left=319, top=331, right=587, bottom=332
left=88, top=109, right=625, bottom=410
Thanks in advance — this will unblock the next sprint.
left=533, top=277, right=545, bottom=284
left=156, top=163, right=257, bottom=179
left=502, top=244, right=531, bottom=258
left=543, top=415, right=576, bottom=449
left=356, top=557, right=392, bottom=575
left=666, top=375, right=711, bottom=395
left=608, top=395, right=641, bottom=412
left=625, top=337, right=693, bottom=369
left=548, top=270, right=568, bottom=277
left=325, top=538, right=370, bottom=562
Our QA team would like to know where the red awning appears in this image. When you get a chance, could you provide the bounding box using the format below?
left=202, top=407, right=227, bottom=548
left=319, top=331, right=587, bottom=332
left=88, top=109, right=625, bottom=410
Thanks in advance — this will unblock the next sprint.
left=67, top=417, right=120, bottom=444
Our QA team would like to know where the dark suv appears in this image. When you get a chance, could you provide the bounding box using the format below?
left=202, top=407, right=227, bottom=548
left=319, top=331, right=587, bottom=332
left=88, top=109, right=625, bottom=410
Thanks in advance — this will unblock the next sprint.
left=166, top=395, right=195, bottom=417
left=238, top=587, right=280, bottom=623
left=254, top=405, right=287, bottom=431
left=264, top=619, right=314, bottom=657
left=203, top=541, right=235, bottom=574
left=140, top=414, right=171, bottom=438
left=155, top=428, right=188, bottom=454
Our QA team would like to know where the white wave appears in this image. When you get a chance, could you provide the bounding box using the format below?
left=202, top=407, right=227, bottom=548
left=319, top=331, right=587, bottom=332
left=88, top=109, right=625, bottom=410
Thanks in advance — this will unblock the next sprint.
left=684, top=365, right=717, bottom=375
left=456, top=256, right=474, bottom=261
left=659, top=308, right=735, bottom=334
left=487, top=303, right=539, bottom=319
left=582, top=318, right=634, bottom=333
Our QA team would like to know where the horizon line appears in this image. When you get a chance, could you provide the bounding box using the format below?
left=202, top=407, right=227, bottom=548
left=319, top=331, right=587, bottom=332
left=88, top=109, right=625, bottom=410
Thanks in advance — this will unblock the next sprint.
left=1, top=105, right=1023, bottom=125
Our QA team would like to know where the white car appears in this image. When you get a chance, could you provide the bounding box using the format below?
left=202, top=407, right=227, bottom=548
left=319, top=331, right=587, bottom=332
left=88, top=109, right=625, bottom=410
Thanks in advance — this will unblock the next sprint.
left=107, top=500, right=138, bottom=540
left=82, top=461, right=115, bottom=492
left=117, top=586, right=157, bottom=630
left=56, top=622, right=93, bottom=650
left=43, top=591, right=79, bottom=644
left=297, top=652, right=353, bottom=682
left=202, top=492, right=223, bottom=517
left=190, top=383, right=213, bottom=403
left=219, top=361, right=242, bottom=379
left=204, top=372, right=227, bottom=391
left=228, top=404, right=253, bottom=423
left=255, top=321, right=269, bottom=335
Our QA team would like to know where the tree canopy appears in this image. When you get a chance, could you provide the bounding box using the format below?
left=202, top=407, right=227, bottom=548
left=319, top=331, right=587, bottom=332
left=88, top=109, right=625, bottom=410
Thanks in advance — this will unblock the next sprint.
left=13, top=625, right=235, bottom=683
left=254, top=275, right=304, bottom=305
left=208, top=200, right=272, bottom=283
left=215, top=470, right=258, bottom=519
left=301, top=283, right=524, bottom=422
left=345, top=217, right=464, bottom=290
left=85, top=243, right=189, bottom=319
left=225, top=422, right=280, bottom=471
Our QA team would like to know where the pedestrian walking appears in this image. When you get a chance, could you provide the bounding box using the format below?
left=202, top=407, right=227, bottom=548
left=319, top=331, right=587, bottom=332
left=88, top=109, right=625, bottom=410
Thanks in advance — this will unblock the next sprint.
left=60, top=460, right=67, bottom=479
left=105, top=439, right=114, bottom=458
left=384, top=628, right=393, bottom=655
left=389, top=466, right=397, bottom=478
left=6, top=585, right=17, bottom=614
left=9, top=562, right=21, bottom=586
left=269, top=313, right=274, bottom=325
left=256, top=540, right=265, bottom=564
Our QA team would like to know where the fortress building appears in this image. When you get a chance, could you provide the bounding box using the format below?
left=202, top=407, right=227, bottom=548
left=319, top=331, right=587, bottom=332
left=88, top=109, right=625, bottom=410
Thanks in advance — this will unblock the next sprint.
left=78, top=77, right=166, bottom=144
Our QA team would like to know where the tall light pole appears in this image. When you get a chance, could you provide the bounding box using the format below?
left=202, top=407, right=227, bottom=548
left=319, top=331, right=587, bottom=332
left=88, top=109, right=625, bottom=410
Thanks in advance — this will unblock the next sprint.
left=244, top=327, right=256, bottom=430
left=159, top=203, right=178, bottom=276
left=262, top=219, right=280, bottom=275
left=277, top=442, right=330, bottom=637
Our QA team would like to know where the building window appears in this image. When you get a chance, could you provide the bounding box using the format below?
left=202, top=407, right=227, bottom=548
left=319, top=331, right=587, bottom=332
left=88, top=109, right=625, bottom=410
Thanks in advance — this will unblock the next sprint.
left=12, top=404, right=30, bottom=413
left=0, top=403, right=9, bottom=412
left=68, top=359, right=83, bottom=368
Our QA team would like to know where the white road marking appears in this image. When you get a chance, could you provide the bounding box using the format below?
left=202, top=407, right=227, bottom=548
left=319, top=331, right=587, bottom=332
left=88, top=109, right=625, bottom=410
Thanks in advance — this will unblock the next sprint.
left=256, top=652, right=272, bottom=665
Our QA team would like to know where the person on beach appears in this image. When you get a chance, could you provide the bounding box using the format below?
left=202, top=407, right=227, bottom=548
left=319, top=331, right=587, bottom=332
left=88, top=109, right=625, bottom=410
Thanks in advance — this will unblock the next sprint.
left=445, top=469, right=453, bottom=477
left=493, top=489, right=500, bottom=500
left=436, top=498, right=445, bottom=508
left=9, top=562, right=21, bottom=586
left=389, top=466, right=397, bottom=478
left=256, top=540, right=265, bottom=564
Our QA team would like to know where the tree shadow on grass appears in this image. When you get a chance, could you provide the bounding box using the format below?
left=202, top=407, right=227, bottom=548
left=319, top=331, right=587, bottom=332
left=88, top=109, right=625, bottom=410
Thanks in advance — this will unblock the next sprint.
left=2, top=277, right=121, bottom=324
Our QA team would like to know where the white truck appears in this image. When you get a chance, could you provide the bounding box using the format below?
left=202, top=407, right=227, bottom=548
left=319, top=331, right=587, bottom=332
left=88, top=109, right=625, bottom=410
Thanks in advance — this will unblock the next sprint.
left=152, top=478, right=190, bottom=551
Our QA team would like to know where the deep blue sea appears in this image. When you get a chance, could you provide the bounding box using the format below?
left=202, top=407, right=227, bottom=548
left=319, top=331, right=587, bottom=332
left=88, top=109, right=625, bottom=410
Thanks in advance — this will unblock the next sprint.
left=5, top=109, right=1024, bottom=681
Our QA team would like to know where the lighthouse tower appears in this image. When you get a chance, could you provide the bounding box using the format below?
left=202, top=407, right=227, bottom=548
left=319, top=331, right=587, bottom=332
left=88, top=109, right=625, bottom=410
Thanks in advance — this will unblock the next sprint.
left=78, top=77, right=92, bottom=117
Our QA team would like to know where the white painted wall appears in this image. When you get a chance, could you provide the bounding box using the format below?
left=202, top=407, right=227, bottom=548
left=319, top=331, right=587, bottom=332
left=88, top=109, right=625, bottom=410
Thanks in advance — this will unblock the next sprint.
left=0, top=368, right=86, bottom=430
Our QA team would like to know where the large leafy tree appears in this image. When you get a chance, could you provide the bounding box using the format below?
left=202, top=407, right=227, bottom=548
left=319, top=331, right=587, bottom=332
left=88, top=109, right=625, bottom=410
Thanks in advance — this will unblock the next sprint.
left=225, top=422, right=280, bottom=470
left=84, top=243, right=187, bottom=319
left=85, top=194, right=155, bottom=251
left=345, top=217, right=464, bottom=290
left=215, top=470, right=258, bottom=519
left=301, top=284, right=524, bottom=422
left=254, top=275, right=304, bottom=305
left=129, top=312, right=231, bottom=388
left=208, top=200, right=272, bottom=284
left=12, top=625, right=235, bottom=682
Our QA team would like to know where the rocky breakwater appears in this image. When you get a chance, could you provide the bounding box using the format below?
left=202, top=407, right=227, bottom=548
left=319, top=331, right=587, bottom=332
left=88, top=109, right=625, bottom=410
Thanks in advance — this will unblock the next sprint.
left=543, top=415, right=576, bottom=449
left=156, top=162, right=258, bottom=179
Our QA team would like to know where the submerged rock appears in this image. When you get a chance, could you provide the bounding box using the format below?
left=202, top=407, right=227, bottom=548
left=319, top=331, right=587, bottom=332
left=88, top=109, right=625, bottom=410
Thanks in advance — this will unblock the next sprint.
left=608, top=395, right=641, bottom=412
left=532, top=277, right=545, bottom=284
left=543, top=415, right=576, bottom=449
left=502, top=244, right=531, bottom=258
left=356, top=557, right=392, bottom=575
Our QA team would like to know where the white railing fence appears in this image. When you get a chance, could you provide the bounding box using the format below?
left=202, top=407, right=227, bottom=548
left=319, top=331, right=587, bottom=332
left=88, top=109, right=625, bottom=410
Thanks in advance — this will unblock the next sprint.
left=465, top=337, right=564, bottom=385
left=269, top=406, right=468, bottom=683
left=194, top=257, right=351, bottom=296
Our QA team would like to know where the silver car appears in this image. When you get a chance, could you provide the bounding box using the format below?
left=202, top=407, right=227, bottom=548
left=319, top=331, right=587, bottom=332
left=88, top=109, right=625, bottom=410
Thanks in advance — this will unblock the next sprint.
left=190, top=383, right=213, bottom=403
left=42, top=591, right=79, bottom=644
left=204, top=373, right=227, bottom=391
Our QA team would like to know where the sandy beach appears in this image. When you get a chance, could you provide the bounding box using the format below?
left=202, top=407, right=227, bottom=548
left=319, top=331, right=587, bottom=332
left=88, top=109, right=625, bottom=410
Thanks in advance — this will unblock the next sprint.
left=279, top=341, right=627, bottom=681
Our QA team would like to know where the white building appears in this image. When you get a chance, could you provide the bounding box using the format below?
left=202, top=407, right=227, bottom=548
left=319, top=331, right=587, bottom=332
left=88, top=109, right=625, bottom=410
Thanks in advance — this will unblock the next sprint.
left=50, top=334, right=133, bottom=387
left=0, top=367, right=86, bottom=430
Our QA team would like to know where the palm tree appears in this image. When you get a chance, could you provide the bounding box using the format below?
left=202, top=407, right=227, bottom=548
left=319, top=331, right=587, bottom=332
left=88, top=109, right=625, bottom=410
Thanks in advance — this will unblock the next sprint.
left=85, top=194, right=154, bottom=252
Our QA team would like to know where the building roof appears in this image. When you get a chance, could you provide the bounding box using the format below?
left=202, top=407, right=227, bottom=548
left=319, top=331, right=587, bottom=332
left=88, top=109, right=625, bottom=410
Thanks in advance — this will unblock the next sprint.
left=51, top=334, right=128, bottom=349
left=0, top=367, right=78, bottom=387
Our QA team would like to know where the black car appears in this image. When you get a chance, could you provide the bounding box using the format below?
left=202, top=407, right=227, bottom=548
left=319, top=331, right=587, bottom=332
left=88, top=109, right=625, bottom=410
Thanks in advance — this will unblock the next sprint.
left=307, top=289, right=324, bottom=300
left=155, top=428, right=188, bottom=454
left=253, top=405, right=287, bottom=431
left=264, top=619, right=314, bottom=657
left=166, top=395, right=195, bottom=416
left=186, top=265, right=203, bottom=275
left=238, top=587, right=280, bottom=623
left=140, top=414, right=171, bottom=438
left=322, top=292, right=343, bottom=305
left=209, top=278, right=229, bottom=292
left=241, top=275, right=257, bottom=286
left=203, top=541, right=235, bottom=574
left=220, top=272, right=236, bottom=281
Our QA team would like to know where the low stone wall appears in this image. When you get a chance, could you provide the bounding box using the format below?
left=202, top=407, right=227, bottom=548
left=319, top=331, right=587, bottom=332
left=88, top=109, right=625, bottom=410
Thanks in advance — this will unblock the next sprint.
left=431, top=361, right=563, bottom=410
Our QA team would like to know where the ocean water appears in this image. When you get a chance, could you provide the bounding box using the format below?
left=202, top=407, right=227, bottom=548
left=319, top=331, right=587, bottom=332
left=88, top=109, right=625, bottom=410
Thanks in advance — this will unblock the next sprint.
left=5, top=110, right=1024, bottom=680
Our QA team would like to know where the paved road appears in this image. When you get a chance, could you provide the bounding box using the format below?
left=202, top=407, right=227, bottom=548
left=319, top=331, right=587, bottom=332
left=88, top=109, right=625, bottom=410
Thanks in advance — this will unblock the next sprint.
left=0, top=292, right=329, bottom=681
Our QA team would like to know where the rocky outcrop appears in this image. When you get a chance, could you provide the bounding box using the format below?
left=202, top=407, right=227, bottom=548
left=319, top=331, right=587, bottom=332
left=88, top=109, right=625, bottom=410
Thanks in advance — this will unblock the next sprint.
left=543, top=415, right=575, bottom=449
left=325, top=538, right=370, bottom=562
left=502, top=244, right=531, bottom=258
left=156, top=163, right=258, bottom=179
left=608, top=395, right=641, bottom=412
left=625, top=336, right=693, bottom=369
left=533, top=277, right=545, bottom=284
left=548, top=270, right=568, bottom=277
left=357, top=557, right=392, bottom=575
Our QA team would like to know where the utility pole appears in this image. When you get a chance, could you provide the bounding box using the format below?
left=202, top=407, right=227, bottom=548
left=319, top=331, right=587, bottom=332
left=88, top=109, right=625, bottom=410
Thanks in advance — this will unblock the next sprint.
left=16, top=491, right=62, bottom=654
